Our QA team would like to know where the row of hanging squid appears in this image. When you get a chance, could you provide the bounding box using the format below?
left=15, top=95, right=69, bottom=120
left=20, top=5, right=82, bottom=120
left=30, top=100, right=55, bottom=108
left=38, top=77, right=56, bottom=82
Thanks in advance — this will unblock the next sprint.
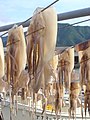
left=0, top=6, right=90, bottom=120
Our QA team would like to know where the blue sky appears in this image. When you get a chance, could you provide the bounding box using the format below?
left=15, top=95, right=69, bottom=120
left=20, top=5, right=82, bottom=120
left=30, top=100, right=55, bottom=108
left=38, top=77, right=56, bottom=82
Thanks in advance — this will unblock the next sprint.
left=0, top=0, right=90, bottom=26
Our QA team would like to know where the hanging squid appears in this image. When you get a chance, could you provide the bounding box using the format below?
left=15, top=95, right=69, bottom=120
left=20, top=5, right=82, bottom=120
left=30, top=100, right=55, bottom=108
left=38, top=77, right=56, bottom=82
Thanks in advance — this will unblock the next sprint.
left=40, top=54, right=59, bottom=114
left=26, top=7, right=57, bottom=117
left=54, top=82, right=65, bottom=117
left=6, top=25, right=27, bottom=113
left=76, top=40, right=90, bottom=117
left=75, top=40, right=90, bottom=86
left=26, top=7, right=57, bottom=93
left=40, top=81, right=65, bottom=116
left=68, top=72, right=81, bottom=119
left=58, top=48, right=75, bottom=119
left=58, top=47, right=74, bottom=90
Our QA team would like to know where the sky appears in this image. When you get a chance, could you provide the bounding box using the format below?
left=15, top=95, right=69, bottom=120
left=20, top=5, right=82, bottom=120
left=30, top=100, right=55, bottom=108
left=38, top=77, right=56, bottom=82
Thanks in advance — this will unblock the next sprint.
left=0, top=0, right=90, bottom=28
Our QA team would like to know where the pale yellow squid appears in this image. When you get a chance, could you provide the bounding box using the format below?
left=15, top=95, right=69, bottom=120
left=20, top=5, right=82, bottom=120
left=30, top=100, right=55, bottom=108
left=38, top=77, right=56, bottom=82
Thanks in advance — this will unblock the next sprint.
left=58, top=47, right=74, bottom=119
left=26, top=7, right=57, bottom=117
left=6, top=25, right=27, bottom=115
left=76, top=40, right=90, bottom=118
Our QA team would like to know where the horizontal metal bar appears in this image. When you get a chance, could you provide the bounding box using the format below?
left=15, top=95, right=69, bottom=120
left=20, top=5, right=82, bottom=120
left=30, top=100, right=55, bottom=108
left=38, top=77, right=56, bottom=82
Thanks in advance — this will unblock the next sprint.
left=0, top=7, right=90, bottom=32
left=58, top=7, right=90, bottom=21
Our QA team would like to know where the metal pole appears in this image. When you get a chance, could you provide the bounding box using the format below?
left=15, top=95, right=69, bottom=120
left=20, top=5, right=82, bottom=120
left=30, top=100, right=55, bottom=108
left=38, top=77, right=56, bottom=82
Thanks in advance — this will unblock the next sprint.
left=0, top=7, right=90, bottom=32
left=58, top=7, right=90, bottom=21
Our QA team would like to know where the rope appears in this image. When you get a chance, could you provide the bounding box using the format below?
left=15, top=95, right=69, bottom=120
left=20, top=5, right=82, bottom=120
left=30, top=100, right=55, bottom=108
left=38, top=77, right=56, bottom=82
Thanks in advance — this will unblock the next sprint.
left=60, top=18, right=90, bottom=29
left=25, top=27, right=45, bottom=37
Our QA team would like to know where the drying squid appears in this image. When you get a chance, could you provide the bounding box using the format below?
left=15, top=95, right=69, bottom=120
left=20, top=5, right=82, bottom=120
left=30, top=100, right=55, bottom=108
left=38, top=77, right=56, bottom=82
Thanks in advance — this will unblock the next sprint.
left=54, top=82, right=64, bottom=116
left=45, top=81, right=64, bottom=116
left=39, top=54, right=59, bottom=114
left=75, top=40, right=90, bottom=86
left=75, top=40, right=90, bottom=117
left=7, top=25, right=27, bottom=83
left=68, top=81, right=81, bottom=119
left=6, top=25, right=27, bottom=114
left=26, top=7, right=57, bottom=117
left=26, top=7, right=57, bottom=93
left=58, top=47, right=74, bottom=90
left=68, top=70, right=81, bottom=119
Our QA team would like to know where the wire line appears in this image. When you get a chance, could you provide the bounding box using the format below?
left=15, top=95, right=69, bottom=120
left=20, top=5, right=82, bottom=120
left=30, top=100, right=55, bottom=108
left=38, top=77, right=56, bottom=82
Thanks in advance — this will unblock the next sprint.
left=0, top=0, right=59, bottom=38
